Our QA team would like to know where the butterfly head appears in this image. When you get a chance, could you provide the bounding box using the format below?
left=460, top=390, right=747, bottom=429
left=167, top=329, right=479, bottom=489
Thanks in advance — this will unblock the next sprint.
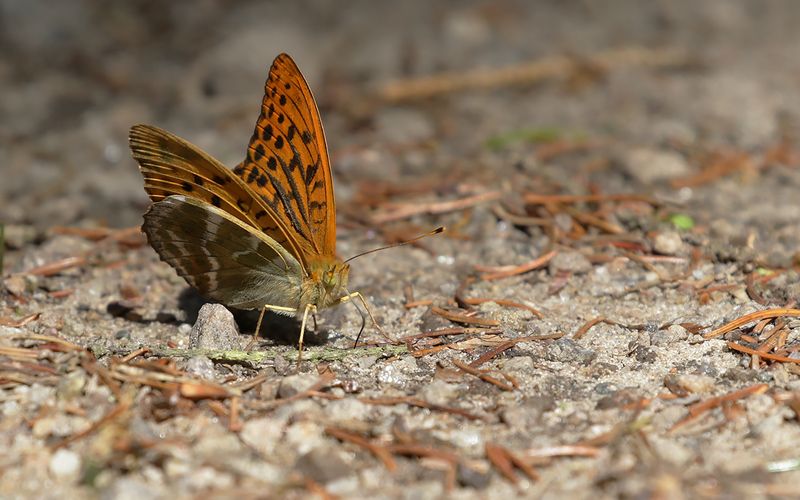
left=306, top=257, right=350, bottom=309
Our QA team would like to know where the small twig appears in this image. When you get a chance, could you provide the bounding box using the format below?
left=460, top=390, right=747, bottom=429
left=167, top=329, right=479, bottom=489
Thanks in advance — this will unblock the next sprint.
left=573, top=317, right=617, bottom=340
left=361, top=396, right=484, bottom=421
left=563, top=206, right=624, bottom=234
left=431, top=306, right=499, bottom=327
left=385, top=444, right=459, bottom=490
left=452, top=359, right=514, bottom=391
left=380, top=46, right=690, bottom=101
left=745, top=273, right=769, bottom=305
left=229, top=397, right=242, bottom=432
left=119, top=347, right=149, bottom=364
left=10, top=333, right=83, bottom=351
left=485, top=443, right=540, bottom=484
left=669, top=383, right=769, bottom=432
left=326, top=427, right=398, bottom=472
left=480, top=250, right=558, bottom=281
left=460, top=298, right=544, bottom=318
left=24, top=256, right=86, bottom=277
left=727, top=342, right=800, bottom=364
left=623, top=251, right=672, bottom=281
left=371, top=191, right=502, bottom=224
left=404, top=299, right=434, bottom=308
left=470, top=333, right=564, bottom=368
left=703, top=308, right=800, bottom=339
left=523, top=193, right=659, bottom=205
left=521, top=445, right=601, bottom=460
left=491, top=204, right=551, bottom=227
left=179, top=380, right=234, bottom=400
left=0, top=312, right=41, bottom=328
left=485, top=443, right=519, bottom=484
left=52, top=402, right=130, bottom=449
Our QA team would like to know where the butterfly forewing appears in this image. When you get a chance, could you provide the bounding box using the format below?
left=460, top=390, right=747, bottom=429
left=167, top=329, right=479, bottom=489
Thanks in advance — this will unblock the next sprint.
left=143, top=195, right=304, bottom=310
left=234, top=53, right=337, bottom=262
left=130, top=124, right=305, bottom=263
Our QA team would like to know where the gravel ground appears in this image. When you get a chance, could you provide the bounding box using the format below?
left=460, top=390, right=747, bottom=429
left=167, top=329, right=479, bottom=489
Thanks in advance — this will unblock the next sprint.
left=2, top=1, right=800, bottom=498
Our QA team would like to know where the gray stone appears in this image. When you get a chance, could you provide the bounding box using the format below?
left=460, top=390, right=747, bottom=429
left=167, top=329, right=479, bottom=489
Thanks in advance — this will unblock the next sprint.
left=3, top=224, right=38, bottom=249
left=101, top=476, right=163, bottom=500
left=457, top=461, right=492, bottom=489
left=3, top=274, right=36, bottom=296
left=185, top=356, right=216, bottom=380
left=548, top=250, right=592, bottom=274
left=622, top=148, right=691, bottom=184
left=278, top=373, right=317, bottom=399
left=545, top=338, right=596, bottom=365
left=189, top=304, right=240, bottom=350
left=651, top=324, right=689, bottom=346
left=653, top=231, right=685, bottom=256
left=49, top=448, right=81, bottom=483
left=295, top=446, right=351, bottom=483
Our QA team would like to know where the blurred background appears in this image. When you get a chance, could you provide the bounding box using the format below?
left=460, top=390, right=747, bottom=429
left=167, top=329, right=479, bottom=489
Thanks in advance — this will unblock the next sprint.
left=2, top=0, right=799, bottom=231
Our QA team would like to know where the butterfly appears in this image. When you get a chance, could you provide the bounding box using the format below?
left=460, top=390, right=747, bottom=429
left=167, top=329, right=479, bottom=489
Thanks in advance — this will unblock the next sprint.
left=129, top=53, right=382, bottom=359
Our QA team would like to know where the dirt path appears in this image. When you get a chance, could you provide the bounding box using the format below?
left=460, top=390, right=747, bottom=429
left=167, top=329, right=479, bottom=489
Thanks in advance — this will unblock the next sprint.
left=2, top=1, right=800, bottom=498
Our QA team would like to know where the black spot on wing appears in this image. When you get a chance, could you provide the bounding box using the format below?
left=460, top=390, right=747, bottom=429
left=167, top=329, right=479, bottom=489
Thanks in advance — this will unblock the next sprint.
left=262, top=123, right=273, bottom=141
left=253, top=144, right=266, bottom=162
left=309, top=200, right=326, bottom=212
left=246, top=166, right=259, bottom=184
left=305, top=159, right=319, bottom=186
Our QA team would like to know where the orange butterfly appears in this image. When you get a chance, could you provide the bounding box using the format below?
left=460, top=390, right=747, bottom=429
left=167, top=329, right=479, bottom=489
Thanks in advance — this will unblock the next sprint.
left=129, top=53, right=381, bottom=359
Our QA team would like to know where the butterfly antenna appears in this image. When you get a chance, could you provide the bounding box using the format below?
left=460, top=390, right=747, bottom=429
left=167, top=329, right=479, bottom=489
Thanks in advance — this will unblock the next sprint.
left=344, top=226, right=445, bottom=263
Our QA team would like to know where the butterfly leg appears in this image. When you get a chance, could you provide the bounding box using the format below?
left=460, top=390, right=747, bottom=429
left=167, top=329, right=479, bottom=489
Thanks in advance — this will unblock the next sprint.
left=246, top=303, right=299, bottom=351
left=339, top=291, right=393, bottom=347
left=297, top=303, right=317, bottom=363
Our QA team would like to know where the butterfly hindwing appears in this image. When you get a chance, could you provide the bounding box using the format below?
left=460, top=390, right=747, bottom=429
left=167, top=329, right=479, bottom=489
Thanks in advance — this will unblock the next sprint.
left=143, top=195, right=304, bottom=310
left=234, top=53, right=337, bottom=260
left=130, top=124, right=305, bottom=264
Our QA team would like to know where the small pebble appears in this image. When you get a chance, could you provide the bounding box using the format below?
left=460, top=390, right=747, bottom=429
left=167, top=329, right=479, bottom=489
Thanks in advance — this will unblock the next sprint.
left=623, top=148, right=691, bottom=184
left=49, top=449, right=81, bottom=483
left=653, top=231, right=685, bottom=256
left=545, top=338, right=597, bottom=365
left=3, top=224, right=39, bottom=248
left=189, top=304, right=240, bottom=350
left=278, top=373, right=316, bottom=398
left=295, top=446, right=351, bottom=483
left=549, top=250, right=592, bottom=274
left=185, top=356, right=216, bottom=380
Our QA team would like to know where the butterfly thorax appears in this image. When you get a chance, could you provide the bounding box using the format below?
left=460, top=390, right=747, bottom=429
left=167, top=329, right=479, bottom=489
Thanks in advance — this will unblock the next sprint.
left=301, top=257, right=350, bottom=311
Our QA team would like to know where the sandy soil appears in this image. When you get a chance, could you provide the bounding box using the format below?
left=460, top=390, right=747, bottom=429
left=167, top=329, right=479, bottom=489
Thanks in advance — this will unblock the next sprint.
left=2, top=1, right=800, bottom=498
